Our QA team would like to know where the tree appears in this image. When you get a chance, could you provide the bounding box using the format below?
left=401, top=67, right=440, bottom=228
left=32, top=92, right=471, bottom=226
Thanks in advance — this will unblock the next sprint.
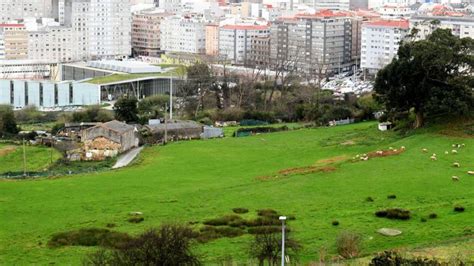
left=0, top=105, right=19, bottom=138
left=113, top=97, right=139, bottom=123
left=83, top=225, right=200, bottom=266
left=249, top=228, right=301, bottom=266
left=374, top=29, right=474, bottom=128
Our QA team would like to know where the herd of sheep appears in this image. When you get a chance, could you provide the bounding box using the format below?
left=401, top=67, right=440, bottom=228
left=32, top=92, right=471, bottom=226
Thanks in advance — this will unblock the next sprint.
left=422, top=143, right=474, bottom=181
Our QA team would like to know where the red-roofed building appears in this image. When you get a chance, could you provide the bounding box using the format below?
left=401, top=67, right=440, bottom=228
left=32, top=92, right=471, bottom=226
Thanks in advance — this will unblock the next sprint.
left=361, top=19, right=410, bottom=74
left=219, top=24, right=270, bottom=65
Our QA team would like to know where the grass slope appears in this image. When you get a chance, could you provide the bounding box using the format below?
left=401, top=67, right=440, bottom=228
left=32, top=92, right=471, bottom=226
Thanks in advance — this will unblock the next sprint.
left=0, top=122, right=473, bottom=264
left=0, top=144, right=62, bottom=174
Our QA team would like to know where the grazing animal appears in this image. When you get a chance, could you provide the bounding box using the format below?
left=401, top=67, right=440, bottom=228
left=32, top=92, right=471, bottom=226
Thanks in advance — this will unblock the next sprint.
left=452, top=150, right=458, bottom=154
left=400, top=146, right=406, bottom=150
left=468, top=171, right=474, bottom=175
left=362, top=157, right=369, bottom=161
left=376, top=151, right=383, bottom=155
left=432, top=153, right=437, bottom=157
left=422, top=148, right=428, bottom=153
left=445, top=151, right=449, bottom=155
left=461, top=143, right=465, bottom=147
left=355, top=154, right=360, bottom=158
left=389, top=147, right=394, bottom=150
left=430, top=156, right=437, bottom=161
left=452, top=176, right=460, bottom=181
left=452, top=144, right=456, bottom=148
left=453, top=162, right=460, bottom=168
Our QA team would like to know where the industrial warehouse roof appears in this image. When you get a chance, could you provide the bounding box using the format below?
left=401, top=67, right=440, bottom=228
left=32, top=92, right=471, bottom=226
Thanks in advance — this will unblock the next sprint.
left=87, top=60, right=163, bottom=74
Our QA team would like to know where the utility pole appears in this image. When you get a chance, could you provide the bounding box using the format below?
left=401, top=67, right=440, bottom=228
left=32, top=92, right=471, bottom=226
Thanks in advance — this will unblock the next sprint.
left=169, top=77, right=173, bottom=120
left=22, top=139, right=27, bottom=177
left=164, top=103, right=168, bottom=145
left=279, top=216, right=287, bottom=266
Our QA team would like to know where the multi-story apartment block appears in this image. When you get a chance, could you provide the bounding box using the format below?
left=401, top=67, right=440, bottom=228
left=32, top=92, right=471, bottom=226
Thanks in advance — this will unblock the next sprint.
left=60, top=0, right=131, bottom=61
left=27, top=26, right=75, bottom=62
left=0, top=24, right=28, bottom=60
left=313, top=0, right=350, bottom=10
left=410, top=15, right=474, bottom=40
left=360, top=20, right=409, bottom=74
left=132, top=9, right=170, bottom=57
left=205, top=23, right=220, bottom=56
left=219, top=24, right=270, bottom=65
left=270, top=10, right=356, bottom=76
left=248, top=35, right=270, bottom=67
left=0, top=0, right=55, bottom=23
left=160, top=14, right=207, bottom=54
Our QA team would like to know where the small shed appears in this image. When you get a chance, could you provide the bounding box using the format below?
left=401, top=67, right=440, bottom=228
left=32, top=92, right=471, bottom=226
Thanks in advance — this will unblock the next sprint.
left=144, top=120, right=203, bottom=144
left=82, top=120, right=138, bottom=160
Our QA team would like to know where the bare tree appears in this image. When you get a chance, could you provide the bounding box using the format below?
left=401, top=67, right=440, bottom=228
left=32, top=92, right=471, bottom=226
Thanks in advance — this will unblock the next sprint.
left=249, top=228, right=301, bottom=266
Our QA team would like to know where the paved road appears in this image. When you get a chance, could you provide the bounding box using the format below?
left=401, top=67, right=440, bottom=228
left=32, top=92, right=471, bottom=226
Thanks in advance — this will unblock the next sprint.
left=112, top=146, right=144, bottom=169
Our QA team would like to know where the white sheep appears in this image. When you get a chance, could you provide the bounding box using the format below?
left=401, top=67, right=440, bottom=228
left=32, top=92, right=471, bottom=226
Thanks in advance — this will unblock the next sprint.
left=452, top=176, right=460, bottom=181
left=422, top=148, right=428, bottom=153
left=362, top=157, right=369, bottom=161
left=400, top=146, right=406, bottom=150
left=430, top=155, right=437, bottom=161
left=468, top=171, right=474, bottom=175
left=452, top=144, right=457, bottom=148
left=389, top=147, right=394, bottom=150
left=445, top=151, right=449, bottom=155
left=376, top=151, right=383, bottom=155
left=432, top=153, right=437, bottom=157
left=461, top=143, right=465, bottom=147
left=453, top=162, right=460, bottom=168
left=452, top=149, right=458, bottom=154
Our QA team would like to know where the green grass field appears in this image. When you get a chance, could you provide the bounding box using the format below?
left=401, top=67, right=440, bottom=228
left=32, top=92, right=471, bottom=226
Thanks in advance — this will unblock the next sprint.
left=0, top=143, right=61, bottom=174
left=0, top=122, right=473, bottom=264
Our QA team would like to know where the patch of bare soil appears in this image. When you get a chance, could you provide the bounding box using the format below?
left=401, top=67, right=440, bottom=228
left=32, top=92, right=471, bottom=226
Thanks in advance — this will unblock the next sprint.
left=0, top=146, right=17, bottom=157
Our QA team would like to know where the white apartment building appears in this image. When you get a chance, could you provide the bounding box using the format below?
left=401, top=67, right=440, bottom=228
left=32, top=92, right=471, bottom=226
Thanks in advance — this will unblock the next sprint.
left=27, top=26, right=75, bottom=62
left=410, top=15, right=474, bottom=40
left=313, top=0, right=350, bottom=10
left=360, top=20, right=409, bottom=74
left=219, top=24, right=270, bottom=65
left=60, top=0, right=131, bottom=61
left=0, top=0, right=55, bottom=23
left=0, top=28, right=4, bottom=59
left=160, top=14, right=207, bottom=54
left=379, top=4, right=414, bottom=19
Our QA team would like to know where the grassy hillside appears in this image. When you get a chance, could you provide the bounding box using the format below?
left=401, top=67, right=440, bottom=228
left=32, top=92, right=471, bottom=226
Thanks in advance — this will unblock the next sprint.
left=0, top=143, right=62, bottom=174
left=0, top=122, right=473, bottom=264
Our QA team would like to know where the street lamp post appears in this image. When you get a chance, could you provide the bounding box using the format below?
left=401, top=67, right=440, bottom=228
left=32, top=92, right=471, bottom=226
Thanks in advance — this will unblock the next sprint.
left=279, top=216, right=287, bottom=266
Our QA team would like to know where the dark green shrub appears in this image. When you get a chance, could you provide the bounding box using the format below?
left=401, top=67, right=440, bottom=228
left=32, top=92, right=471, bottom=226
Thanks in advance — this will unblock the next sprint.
left=106, top=223, right=116, bottom=228
left=244, top=217, right=280, bottom=227
left=247, top=226, right=282, bottom=234
left=287, top=215, right=296, bottom=221
left=370, top=251, right=443, bottom=266
left=128, top=217, right=144, bottom=223
left=232, top=208, right=249, bottom=214
left=366, top=196, right=374, bottom=202
left=421, top=218, right=427, bottom=222
left=48, top=228, right=131, bottom=248
left=257, top=209, right=279, bottom=218
left=387, top=194, right=397, bottom=199
left=429, top=213, right=438, bottom=219
left=454, top=206, right=465, bottom=212
left=203, top=215, right=243, bottom=226
left=197, top=226, right=244, bottom=242
left=375, top=208, right=410, bottom=220
left=332, top=220, right=340, bottom=226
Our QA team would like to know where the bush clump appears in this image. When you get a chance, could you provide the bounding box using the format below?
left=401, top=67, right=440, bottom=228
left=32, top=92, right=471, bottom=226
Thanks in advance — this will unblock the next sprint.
left=429, top=213, right=438, bottom=219
left=387, top=194, right=397, bottom=199
left=244, top=217, right=280, bottom=227
left=375, top=208, right=410, bottom=220
left=370, top=251, right=443, bottom=266
left=106, top=223, right=116, bottom=228
left=332, top=220, right=340, bottom=226
left=232, top=208, right=249, bottom=214
left=197, top=226, right=245, bottom=242
left=420, top=218, right=427, bottom=223
left=247, top=226, right=282, bottom=235
left=128, top=217, right=144, bottom=223
left=257, top=209, right=279, bottom=218
left=366, top=196, right=374, bottom=202
left=336, top=231, right=362, bottom=259
left=454, top=206, right=465, bottom=212
left=48, top=228, right=131, bottom=248
left=203, top=215, right=243, bottom=226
